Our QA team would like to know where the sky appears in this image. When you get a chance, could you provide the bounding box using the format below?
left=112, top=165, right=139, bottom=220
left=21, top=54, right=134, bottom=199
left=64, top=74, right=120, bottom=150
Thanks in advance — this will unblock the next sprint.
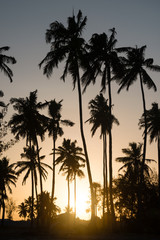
left=0, top=0, right=160, bottom=220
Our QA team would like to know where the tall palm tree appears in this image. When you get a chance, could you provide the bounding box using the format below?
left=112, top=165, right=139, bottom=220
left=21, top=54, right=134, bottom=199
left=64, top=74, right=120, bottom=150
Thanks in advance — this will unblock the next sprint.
left=86, top=93, right=119, bottom=218
left=139, top=102, right=160, bottom=198
left=55, top=138, right=85, bottom=216
left=39, top=10, right=95, bottom=218
left=9, top=90, right=46, bottom=193
left=116, top=46, right=160, bottom=186
left=15, top=146, right=51, bottom=225
left=0, top=46, right=16, bottom=82
left=82, top=29, right=123, bottom=218
left=0, top=157, right=17, bottom=226
left=46, top=99, right=74, bottom=202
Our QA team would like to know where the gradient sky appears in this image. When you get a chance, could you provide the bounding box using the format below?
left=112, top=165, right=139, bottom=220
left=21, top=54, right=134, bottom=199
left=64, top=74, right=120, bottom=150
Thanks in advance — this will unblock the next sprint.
left=1, top=0, right=160, bottom=220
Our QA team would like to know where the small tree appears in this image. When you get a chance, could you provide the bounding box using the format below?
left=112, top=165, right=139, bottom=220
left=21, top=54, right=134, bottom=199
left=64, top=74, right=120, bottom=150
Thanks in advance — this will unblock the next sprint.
left=6, top=197, right=16, bottom=220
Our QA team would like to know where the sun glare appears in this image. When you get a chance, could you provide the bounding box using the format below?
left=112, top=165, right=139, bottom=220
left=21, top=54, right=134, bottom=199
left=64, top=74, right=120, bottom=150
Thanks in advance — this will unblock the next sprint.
left=70, top=186, right=90, bottom=220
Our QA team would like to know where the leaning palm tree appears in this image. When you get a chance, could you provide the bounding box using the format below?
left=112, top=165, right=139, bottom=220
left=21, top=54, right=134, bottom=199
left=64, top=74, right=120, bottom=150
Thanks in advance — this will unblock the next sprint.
left=0, top=46, right=16, bottom=82
left=86, top=93, right=119, bottom=218
left=39, top=10, right=95, bottom=218
left=46, top=99, right=74, bottom=202
left=116, top=46, right=160, bottom=187
left=82, top=29, right=123, bottom=218
left=0, top=157, right=17, bottom=226
left=139, top=102, right=160, bottom=198
left=9, top=90, right=47, bottom=193
left=55, top=138, right=85, bottom=216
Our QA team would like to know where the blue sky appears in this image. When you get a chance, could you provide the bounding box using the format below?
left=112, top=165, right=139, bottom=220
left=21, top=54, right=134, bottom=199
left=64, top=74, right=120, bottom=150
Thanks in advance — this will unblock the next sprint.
left=0, top=0, right=160, bottom=219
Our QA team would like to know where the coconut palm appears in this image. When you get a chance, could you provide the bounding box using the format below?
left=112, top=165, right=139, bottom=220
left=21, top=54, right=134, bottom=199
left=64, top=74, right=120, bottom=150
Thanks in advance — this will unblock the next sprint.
left=9, top=90, right=47, bottom=193
left=116, top=142, right=155, bottom=182
left=139, top=102, right=160, bottom=198
left=116, top=142, right=155, bottom=217
left=0, top=157, right=17, bottom=226
left=15, top=146, right=51, bottom=225
left=39, top=10, right=95, bottom=218
left=116, top=46, right=160, bottom=186
left=17, top=202, right=27, bottom=220
left=55, top=138, right=85, bottom=216
left=86, top=93, right=119, bottom=218
left=82, top=29, right=123, bottom=218
left=0, top=46, right=16, bottom=82
left=46, top=99, right=74, bottom=201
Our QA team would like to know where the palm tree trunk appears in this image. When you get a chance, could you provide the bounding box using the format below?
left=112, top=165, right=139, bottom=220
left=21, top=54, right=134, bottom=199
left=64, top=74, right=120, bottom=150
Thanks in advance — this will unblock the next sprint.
left=139, top=73, right=147, bottom=182
left=51, top=138, right=56, bottom=202
left=1, top=190, right=5, bottom=227
left=139, top=73, right=147, bottom=215
left=2, top=199, right=5, bottom=227
left=76, top=68, right=95, bottom=219
left=67, top=176, right=70, bottom=213
left=31, top=170, right=34, bottom=227
left=35, top=136, right=43, bottom=193
left=103, top=134, right=106, bottom=220
left=107, top=67, right=115, bottom=220
left=158, top=134, right=160, bottom=199
left=74, top=174, right=76, bottom=220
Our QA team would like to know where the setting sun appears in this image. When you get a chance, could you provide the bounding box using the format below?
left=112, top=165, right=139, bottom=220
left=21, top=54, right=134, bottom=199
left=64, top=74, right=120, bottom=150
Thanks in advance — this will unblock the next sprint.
left=69, top=182, right=90, bottom=220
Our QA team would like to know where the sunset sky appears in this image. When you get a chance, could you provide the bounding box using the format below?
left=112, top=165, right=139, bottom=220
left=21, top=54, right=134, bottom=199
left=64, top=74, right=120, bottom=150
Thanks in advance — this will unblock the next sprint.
left=1, top=0, right=160, bottom=220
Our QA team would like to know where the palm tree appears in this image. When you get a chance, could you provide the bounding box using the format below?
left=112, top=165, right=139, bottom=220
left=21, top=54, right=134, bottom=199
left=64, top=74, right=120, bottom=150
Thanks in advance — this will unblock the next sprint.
left=116, top=45, right=160, bottom=187
left=46, top=99, right=74, bottom=202
left=55, top=138, right=85, bottom=216
left=15, top=146, right=51, bottom=225
left=17, top=202, right=27, bottom=220
left=9, top=90, right=47, bottom=193
left=82, top=29, right=123, bottom=218
left=116, top=142, right=155, bottom=181
left=86, top=93, right=119, bottom=218
left=39, top=10, right=95, bottom=218
left=0, top=46, right=16, bottom=82
left=139, top=102, right=160, bottom=198
left=0, top=157, right=17, bottom=226
left=116, top=142, right=155, bottom=217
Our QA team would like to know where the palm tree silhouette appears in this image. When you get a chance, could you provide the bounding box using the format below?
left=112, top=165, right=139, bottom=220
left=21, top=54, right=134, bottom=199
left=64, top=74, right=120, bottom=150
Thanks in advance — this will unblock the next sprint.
left=0, top=157, right=17, bottom=226
left=0, top=46, right=16, bottom=82
left=46, top=99, right=74, bottom=202
left=82, top=29, right=123, bottom=218
left=17, top=202, right=27, bottom=220
left=116, top=142, right=155, bottom=217
left=39, top=10, right=95, bottom=218
left=9, top=90, right=47, bottom=193
left=55, top=138, right=85, bottom=217
left=139, top=102, right=160, bottom=198
left=15, top=146, right=51, bottom=225
left=116, top=142, right=154, bottom=181
left=116, top=46, right=160, bottom=186
left=86, top=93, right=119, bottom=218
